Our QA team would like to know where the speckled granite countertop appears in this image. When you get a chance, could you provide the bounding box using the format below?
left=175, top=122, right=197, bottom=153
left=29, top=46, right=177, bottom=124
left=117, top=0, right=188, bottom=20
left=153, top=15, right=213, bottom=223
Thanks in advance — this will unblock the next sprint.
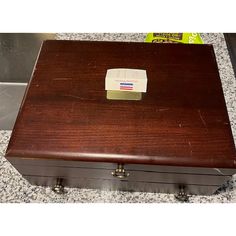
left=0, top=33, right=236, bottom=203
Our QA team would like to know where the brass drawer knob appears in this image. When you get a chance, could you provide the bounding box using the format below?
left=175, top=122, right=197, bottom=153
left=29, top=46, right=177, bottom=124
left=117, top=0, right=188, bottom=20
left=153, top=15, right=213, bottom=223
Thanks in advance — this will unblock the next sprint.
left=112, top=164, right=130, bottom=179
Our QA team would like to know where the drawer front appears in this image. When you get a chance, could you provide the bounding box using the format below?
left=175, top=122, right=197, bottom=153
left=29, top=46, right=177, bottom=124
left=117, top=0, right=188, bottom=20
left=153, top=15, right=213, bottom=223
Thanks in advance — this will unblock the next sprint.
left=14, top=164, right=230, bottom=186
left=9, top=157, right=236, bottom=175
left=24, top=175, right=218, bottom=196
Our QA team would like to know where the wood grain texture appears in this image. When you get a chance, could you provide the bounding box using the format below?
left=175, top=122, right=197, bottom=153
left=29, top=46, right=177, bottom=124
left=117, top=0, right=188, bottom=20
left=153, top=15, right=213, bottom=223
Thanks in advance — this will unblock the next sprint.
left=6, top=40, right=236, bottom=169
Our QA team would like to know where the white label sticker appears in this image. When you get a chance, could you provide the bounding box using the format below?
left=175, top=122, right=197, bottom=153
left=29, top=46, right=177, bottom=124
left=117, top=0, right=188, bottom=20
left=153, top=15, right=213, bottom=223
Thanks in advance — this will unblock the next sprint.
left=105, top=68, right=147, bottom=92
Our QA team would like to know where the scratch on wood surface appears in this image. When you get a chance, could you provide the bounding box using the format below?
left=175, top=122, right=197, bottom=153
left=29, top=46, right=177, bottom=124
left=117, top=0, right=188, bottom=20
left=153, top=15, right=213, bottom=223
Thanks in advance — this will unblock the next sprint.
left=188, top=141, right=193, bottom=156
left=178, top=123, right=182, bottom=128
left=198, top=109, right=208, bottom=129
left=157, top=108, right=170, bottom=112
left=214, top=168, right=224, bottom=175
left=63, top=94, right=96, bottom=101
left=64, top=94, right=86, bottom=100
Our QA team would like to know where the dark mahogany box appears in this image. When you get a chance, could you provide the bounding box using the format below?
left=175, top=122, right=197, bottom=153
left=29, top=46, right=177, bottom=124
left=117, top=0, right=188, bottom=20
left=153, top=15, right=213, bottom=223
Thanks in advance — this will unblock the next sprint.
left=5, top=40, right=236, bottom=197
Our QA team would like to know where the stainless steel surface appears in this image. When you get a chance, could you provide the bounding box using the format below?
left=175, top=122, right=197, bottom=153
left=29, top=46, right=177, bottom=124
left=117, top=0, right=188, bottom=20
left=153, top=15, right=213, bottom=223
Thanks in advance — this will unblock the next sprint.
left=0, top=33, right=55, bottom=83
left=0, top=83, right=27, bottom=129
left=0, top=33, right=55, bottom=130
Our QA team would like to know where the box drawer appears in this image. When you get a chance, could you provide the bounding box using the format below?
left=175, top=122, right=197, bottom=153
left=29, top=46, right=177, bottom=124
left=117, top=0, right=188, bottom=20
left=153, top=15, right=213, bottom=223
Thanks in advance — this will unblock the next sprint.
left=24, top=175, right=219, bottom=195
left=9, top=158, right=236, bottom=175
left=14, top=163, right=230, bottom=186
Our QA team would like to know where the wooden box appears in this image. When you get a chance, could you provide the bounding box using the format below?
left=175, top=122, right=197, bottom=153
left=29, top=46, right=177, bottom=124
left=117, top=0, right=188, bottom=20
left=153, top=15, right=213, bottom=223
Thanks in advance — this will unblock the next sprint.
left=5, top=40, right=236, bottom=197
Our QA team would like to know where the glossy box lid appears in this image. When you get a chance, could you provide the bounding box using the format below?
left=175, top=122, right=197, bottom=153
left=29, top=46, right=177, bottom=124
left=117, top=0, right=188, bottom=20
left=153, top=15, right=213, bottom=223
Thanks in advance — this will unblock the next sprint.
left=6, top=40, right=236, bottom=168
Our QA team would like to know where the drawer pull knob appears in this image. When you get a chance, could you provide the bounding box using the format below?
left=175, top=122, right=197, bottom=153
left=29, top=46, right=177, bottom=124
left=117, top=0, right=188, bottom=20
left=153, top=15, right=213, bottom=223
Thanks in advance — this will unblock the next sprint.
left=52, top=178, right=65, bottom=194
left=112, top=164, right=130, bottom=179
